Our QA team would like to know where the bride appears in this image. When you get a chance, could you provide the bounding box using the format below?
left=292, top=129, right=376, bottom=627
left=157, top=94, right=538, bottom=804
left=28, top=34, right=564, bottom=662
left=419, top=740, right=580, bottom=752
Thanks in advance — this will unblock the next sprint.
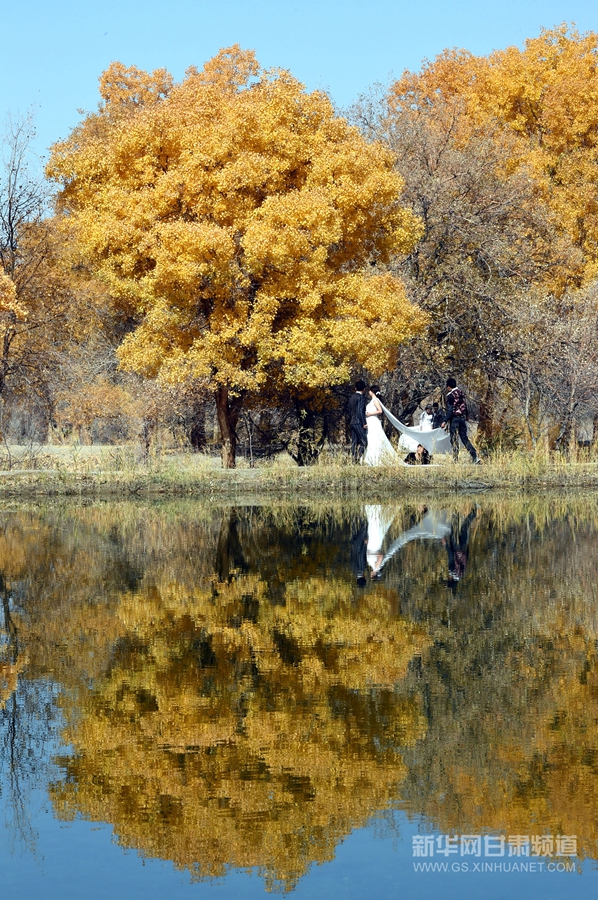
left=363, top=386, right=399, bottom=466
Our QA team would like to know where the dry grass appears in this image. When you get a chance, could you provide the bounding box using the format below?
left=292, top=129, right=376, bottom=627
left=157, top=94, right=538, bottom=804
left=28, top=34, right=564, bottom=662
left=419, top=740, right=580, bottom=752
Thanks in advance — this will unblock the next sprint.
left=0, top=440, right=597, bottom=499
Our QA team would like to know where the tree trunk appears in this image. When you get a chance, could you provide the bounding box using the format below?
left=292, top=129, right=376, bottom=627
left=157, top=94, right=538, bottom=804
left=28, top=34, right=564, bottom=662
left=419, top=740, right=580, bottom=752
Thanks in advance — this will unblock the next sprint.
left=141, top=420, right=153, bottom=460
left=215, top=386, right=242, bottom=469
left=477, top=386, right=495, bottom=443
left=523, top=375, right=538, bottom=449
left=188, top=400, right=207, bottom=451
left=554, top=385, right=578, bottom=453
left=289, top=405, right=328, bottom=467
left=554, top=418, right=572, bottom=452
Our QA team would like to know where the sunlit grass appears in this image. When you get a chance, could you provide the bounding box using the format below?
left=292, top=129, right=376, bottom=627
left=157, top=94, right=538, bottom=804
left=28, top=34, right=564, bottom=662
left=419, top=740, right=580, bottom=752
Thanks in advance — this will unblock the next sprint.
left=0, top=440, right=598, bottom=498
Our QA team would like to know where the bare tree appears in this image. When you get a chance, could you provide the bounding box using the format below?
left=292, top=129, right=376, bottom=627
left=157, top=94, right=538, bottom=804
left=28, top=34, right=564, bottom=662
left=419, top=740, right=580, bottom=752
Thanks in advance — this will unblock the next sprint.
left=0, top=114, right=48, bottom=278
left=542, top=286, right=598, bottom=450
left=351, top=92, right=579, bottom=437
left=0, top=115, right=77, bottom=444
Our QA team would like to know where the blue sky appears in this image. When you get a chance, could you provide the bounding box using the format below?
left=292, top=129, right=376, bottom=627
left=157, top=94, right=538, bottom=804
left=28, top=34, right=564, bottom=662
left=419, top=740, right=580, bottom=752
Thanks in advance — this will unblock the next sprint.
left=2, top=0, right=597, bottom=161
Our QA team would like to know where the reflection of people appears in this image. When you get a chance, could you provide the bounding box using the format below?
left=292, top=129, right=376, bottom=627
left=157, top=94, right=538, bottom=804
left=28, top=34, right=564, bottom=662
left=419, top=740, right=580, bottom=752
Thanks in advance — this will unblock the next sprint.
left=442, top=377, right=480, bottom=464
left=348, top=380, right=368, bottom=462
left=363, top=386, right=399, bottom=466
left=374, top=507, right=450, bottom=578
left=404, top=444, right=431, bottom=466
left=365, top=504, right=396, bottom=577
left=350, top=517, right=368, bottom=587
left=444, top=507, right=478, bottom=590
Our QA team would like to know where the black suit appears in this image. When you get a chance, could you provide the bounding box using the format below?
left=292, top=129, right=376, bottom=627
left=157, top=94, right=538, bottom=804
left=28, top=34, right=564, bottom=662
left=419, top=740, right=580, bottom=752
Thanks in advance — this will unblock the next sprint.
left=348, top=391, right=368, bottom=461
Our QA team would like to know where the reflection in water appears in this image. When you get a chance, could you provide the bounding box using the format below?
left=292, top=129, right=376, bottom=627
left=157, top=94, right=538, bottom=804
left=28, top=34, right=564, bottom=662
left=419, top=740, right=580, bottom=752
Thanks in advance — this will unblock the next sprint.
left=0, top=551, right=61, bottom=853
left=364, top=504, right=396, bottom=577
left=444, top=506, right=478, bottom=589
left=51, top=569, right=427, bottom=890
left=2, top=498, right=598, bottom=891
left=378, top=507, right=451, bottom=576
left=0, top=575, right=19, bottom=710
left=350, top=513, right=368, bottom=587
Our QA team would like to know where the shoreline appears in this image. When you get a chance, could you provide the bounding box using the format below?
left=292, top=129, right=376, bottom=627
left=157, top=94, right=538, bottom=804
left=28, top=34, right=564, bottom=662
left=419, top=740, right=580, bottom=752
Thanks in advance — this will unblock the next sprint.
left=2, top=459, right=598, bottom=500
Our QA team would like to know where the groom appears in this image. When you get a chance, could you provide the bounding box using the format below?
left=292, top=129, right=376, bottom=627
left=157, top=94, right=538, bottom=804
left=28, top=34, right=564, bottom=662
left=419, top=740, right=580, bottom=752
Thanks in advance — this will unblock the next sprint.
left=348, top=379, right=368, bottom=462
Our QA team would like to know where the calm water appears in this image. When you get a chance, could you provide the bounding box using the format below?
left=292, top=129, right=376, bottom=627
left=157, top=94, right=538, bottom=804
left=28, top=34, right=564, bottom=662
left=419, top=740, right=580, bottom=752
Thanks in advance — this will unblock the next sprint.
left=2, top=497, right=598, bottom=899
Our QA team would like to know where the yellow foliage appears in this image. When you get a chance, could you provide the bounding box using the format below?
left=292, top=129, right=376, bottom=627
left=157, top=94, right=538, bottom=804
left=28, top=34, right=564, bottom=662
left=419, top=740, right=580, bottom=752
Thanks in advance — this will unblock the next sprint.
left=49, top=569, right=428, bottom=887
left=0, top=659, right=23, bottom=709
left=8, top=499, right=598, bottom=877
left=390, top=25, right=598, bottom=278
left=417, top=630, right=598, bottom=860
left=0, top=270, right=25, bottom=318
left=55, top=376, right=135, bottom=430
left=48, top=47, right=426, bottom=399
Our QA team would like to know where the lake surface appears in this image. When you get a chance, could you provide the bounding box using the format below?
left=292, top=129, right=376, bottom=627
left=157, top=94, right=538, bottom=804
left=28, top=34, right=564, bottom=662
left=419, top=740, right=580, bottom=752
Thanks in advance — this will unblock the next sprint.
left=2, top=496, right=598, bottom=899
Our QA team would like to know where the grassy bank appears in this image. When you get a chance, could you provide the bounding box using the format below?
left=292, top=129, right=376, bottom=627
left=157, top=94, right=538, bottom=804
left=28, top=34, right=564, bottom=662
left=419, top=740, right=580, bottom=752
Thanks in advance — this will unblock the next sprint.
left=1, top=444, right=598, bottom=500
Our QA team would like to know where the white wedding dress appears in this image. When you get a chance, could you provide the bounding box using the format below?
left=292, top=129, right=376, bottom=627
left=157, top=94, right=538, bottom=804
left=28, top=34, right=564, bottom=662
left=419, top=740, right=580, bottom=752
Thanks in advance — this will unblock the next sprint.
left=399, top=409, right=432, bottom=452
left=363, top=400, right=399, bottom=466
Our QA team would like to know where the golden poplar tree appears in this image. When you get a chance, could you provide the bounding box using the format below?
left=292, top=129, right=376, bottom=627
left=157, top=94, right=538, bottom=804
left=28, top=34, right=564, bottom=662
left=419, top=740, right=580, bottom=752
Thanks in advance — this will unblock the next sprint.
left=389, top=24, right=598, bottom=281
left=48, top=48, right=426, bottom=467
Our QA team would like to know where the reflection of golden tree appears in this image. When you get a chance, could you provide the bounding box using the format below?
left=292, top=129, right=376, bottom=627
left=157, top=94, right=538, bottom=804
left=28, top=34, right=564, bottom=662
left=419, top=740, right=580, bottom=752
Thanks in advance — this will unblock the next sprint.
left=9, top=497, right=598, bottom=876
left=393, top=500, right=598, bottom=858
left=50, top=574, right=428, bottom=890
left=0, top=511, right=138, bottom=690
left=402, top=631, right=598, bottom=859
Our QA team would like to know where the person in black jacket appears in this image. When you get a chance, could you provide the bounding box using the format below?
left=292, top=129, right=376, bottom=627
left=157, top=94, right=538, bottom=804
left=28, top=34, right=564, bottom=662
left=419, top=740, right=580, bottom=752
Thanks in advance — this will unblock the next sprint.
left=404, top=443, right=431, bottom=465
left=431, top=402, right=446, bottom=429
left=443, top=377, right=480, bottom=463
left=348, top=380, right=368, bottom=462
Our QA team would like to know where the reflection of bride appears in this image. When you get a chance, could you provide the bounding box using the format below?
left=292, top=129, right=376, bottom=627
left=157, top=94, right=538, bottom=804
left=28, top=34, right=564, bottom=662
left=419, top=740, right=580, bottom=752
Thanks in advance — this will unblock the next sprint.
left=363, top=387, right=399, bottom=466
left=365, top=504, right=397, bottom=576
